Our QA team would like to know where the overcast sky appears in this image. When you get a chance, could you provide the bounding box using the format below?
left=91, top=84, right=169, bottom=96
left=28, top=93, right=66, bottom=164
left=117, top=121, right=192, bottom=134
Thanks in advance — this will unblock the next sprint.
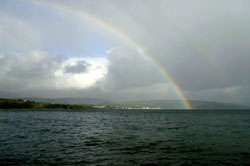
left=0, top=0, right=250, bottom=106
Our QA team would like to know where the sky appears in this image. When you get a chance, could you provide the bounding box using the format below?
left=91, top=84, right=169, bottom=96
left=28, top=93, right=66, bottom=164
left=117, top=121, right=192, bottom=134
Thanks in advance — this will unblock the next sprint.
left=0, top=0, right=250, bottom=106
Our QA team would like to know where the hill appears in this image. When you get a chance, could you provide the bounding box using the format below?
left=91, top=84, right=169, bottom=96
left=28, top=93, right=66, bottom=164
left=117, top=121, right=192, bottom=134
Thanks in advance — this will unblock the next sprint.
left=0, top=98, right=92, bottom=109
left=24, top=97, right=109, bottom=105
left=21, top=98, right=248, bottom=109
left=111, top=100, right=247, bottom=109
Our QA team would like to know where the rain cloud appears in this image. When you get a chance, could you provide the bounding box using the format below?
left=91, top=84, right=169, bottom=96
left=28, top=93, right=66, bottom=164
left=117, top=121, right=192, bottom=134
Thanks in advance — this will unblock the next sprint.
left=0, top=0, right=250, bottom=106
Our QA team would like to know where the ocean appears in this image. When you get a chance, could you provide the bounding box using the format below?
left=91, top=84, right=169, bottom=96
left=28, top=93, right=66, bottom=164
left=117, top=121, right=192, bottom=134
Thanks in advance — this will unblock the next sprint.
left=0, top=109, right=250, bottom=165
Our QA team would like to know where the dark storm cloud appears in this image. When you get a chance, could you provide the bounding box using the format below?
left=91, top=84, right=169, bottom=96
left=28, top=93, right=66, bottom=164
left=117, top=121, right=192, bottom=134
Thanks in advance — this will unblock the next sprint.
left=64, top=61, right=90, bottom=74
left=103, top=47, right=164, bottom=90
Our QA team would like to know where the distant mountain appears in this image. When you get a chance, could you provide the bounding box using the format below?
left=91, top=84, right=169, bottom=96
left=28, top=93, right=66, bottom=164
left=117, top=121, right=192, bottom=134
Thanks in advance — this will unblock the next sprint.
left=112, top=100, right=247, bottom=109
left=22, top=98, right=248, bottom=109
left=189, top=100, right=247, bottom=109
left=24, top=98, right=109, bottom=105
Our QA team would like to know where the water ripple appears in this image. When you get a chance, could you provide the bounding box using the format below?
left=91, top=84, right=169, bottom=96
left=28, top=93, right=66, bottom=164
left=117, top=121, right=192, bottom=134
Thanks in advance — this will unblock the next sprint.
left=0, top=109, right=250, bottom=165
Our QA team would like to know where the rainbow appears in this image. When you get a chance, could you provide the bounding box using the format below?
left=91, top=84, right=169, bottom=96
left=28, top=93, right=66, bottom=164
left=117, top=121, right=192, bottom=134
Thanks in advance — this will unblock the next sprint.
left=21, top=0, right=192, bottom=109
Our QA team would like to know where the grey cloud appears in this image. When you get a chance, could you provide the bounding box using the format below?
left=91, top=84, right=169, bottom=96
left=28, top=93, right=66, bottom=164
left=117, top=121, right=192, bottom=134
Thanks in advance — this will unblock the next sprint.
left=0, top=52, right=63, bottom=79
left=102, top=47, right=164, bottom=90
left=0, top=52, right=65, bottom=91
left=64, top=0, right=250, bottom=90
left=64, top=61, right=90, bottom=74
left=1, top=0, right=250, bottom=106
left=0, top=12, right=40, bottom=51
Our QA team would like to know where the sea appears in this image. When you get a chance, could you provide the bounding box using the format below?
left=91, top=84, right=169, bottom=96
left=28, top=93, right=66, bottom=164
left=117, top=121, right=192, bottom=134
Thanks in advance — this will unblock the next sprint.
left=0, top=109, right=250, bottom=166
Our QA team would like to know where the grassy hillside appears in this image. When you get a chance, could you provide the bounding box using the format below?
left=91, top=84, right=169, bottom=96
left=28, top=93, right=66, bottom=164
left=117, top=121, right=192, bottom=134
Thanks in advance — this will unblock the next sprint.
left=0, top=98, right=92, bottom=109
left=25, top=97, right=110, bottom=105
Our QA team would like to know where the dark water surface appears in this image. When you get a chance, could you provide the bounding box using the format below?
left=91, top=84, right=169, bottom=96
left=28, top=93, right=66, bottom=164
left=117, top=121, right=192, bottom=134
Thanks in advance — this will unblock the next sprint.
left=0, top=109, right=250, bottom=166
